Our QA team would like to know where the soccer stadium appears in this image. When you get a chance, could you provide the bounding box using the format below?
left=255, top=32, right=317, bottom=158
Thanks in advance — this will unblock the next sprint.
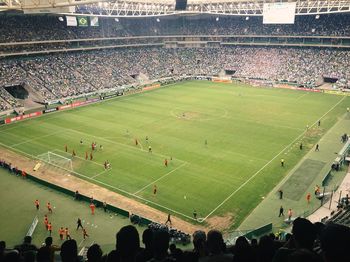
left=0, top=0, right=350, bottom=261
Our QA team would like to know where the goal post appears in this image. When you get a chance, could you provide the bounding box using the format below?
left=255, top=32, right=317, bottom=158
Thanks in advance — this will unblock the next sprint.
left=37, top=151, right=73, bottom=172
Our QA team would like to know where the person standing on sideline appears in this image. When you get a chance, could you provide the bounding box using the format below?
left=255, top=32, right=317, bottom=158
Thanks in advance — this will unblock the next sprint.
left=306, top=193, right=311, bottom=204
left=288, top=209, right=293, bottom=221
left=35, top=200, right=40, bottom=210
left=165, top=214, right=172, bottom=226
left=315, top=144, right=320, bottom=151
left=103, top=201, right=107, bottom=212
left=193, top=210, right=197, bottom=220
left=76, top=218, right=83, bottom=230
left=314, top=185, right=320, bottom=195
left=278, top=190, right=283, bottom=199
left=279, top=206, right=284, bottom=217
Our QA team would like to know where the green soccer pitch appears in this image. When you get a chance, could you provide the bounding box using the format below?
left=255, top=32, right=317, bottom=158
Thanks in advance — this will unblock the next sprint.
left=0, top=81, right=348, bottom=228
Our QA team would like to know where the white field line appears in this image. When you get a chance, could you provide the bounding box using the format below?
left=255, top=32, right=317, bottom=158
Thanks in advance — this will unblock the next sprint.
left=52, top=149, right=105, bottom=167
left=134, top=162, right=187, bottom=194
left=78, top=239, right=85, bottom=247
left=91, top=168, right=112, bottom=179
left=56, top=126, right=188, bottom=164
left=1, top=94, right=345, bottom=223
left=201, top=95, right=347, bottom=222
left=0, top=140, right=196, bottom=221
left=296, top=93, right=309, bottom=100
left=101, top=136, right=145, bottom=151
left=10, top=131, right=63, bottom=147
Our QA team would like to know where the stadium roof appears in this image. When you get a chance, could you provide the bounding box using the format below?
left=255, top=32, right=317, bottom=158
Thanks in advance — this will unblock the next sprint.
left=1, top=0, right=350, bottom=16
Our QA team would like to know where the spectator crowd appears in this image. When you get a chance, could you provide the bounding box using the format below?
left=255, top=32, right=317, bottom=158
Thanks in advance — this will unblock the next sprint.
left=1, top=217, right=350, bottom=262
left=0, top=14, right=350, bottom=43
left=1, top=46, right=350, bottom=112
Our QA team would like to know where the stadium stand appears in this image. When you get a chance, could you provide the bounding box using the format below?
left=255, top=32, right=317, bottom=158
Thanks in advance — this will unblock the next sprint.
left=0, top=46, right=350, bottom=112
left=1, top=10, right=350, bottom=262
left=0, top=14, right=350, bottom=42
left=0, top=13, right=350, bottom=113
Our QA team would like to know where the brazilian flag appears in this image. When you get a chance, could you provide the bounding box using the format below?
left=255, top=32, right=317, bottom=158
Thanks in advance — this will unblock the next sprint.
left=78, top=17, right=88, bottom=27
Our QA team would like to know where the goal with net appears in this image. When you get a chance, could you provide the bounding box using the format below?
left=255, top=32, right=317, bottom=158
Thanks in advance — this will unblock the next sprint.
left=37, top=151, right=73, bottom=172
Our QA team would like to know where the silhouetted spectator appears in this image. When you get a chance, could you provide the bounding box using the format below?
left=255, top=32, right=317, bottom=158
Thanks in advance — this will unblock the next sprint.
left=320, top=223, right=350, bottom=262
left=232, top=236, right=255, bottom=262
left=107, top=225, right=140, bottom=262
left=135, top=228, right=154, bottom=262
left=87, top=244, right=103, bottom=262
left=258, top=235, right=275, bottom=262
left=200, top=230, right=232, bottom=262
left=273, top=218, right=317, bottom=262
left=149, top=229, right=173, bottom=262
left=37, top=237, right=60, bottom=262
left=169, top=243, right=183, bottom=261
left=60, top=239, right=78, bottom=262
left=14, top=236, right=38, bottom=261
left=183, top=230, right=207, bottom=262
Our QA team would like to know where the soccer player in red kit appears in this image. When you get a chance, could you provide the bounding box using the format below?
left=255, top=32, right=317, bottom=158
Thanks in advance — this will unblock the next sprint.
left=47, top=202, right=52, bottom=213
left=59, top=227, right=65, bottom=240
left=90, top=203, right=95, bottom=215
left=44, top=215, right=49, bottom=229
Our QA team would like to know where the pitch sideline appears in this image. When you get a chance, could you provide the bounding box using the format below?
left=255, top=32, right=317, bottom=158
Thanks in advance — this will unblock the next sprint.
left=200, top=95, right=346, bottom=222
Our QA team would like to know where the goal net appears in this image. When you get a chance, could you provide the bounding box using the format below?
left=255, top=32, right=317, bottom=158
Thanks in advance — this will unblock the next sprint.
left=37, top=151, right=73, bottom=172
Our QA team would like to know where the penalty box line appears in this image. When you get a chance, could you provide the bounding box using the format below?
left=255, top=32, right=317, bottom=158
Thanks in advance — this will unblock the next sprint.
left=0, top=140, right=195, bottom=221
left=58, top=126, right=188, bottom=165
left=201, top=95, right=347, bottom=222
left=51, top=149, right=105, bottom=167
left=91, top=168, right=112, bottom=179
left=134, top=162, right=188, bottom=195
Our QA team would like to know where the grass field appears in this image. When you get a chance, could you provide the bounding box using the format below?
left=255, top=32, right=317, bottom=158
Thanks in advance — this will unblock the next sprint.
left=0, top=81, right=348, bottom=228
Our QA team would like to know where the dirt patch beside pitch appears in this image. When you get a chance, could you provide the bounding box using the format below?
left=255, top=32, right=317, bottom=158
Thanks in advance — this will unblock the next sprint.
left=0, top=146, right=211, bottom=234
left=206, top=213, right=235, bottom=232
